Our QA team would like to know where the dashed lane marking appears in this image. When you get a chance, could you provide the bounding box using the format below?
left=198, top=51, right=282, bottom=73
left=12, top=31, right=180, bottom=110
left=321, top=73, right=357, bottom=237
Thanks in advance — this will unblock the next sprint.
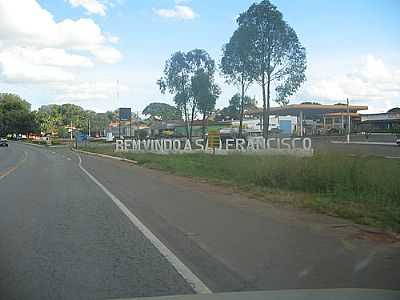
left=0, top=150, right=28, bottom=182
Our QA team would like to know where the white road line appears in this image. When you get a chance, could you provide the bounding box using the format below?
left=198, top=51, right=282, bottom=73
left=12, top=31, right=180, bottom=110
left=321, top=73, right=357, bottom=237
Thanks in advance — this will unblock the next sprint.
left=76, top=154, right=212, bottom=294
left=331, top=141, right=397, bottom=146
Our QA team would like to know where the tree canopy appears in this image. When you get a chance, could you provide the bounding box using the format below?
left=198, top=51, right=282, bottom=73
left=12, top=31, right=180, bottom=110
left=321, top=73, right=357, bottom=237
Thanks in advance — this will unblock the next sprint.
left=142, top=102, right=181, bottom=120
left=221, top=25, right=257, bottom=136
left=237, top=0, right=306, bottom=137
left=216, top=94, right=256, bottom=121
left=158, top=49, right=217, bottom=141
left=0, top=93, right=37, bottom=136
left=35, top=103, right=112, bottom=137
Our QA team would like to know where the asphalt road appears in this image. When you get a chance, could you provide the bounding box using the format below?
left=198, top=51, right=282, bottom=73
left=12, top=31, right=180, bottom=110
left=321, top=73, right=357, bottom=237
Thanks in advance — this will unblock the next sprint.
left=1, top=142, right=399, bottom=300
left=0, top=143, right=192, bottom=300
left=312, top=134, right=400, bottom=157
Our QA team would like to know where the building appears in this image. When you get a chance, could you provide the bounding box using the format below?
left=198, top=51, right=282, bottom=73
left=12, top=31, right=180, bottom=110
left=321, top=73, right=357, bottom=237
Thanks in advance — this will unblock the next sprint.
left=248, top=103, right=368, bottom=135
left=231, top=115, right=298, bottom=135
left=360, top=108, right=400, bottom=132
left=108, top=120, right=151, bottom=138
left=152, top=120, right=232, bottom=138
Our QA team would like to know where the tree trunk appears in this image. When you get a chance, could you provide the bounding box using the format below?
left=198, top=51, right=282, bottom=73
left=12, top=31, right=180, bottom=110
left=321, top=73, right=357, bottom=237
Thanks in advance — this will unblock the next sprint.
left=266, top=72, right=271, bottom=140
left=181, top=78, right=190, bottom=141
left=183, top=103, right=190, bottom=140
left=239, top=78, right=245, bottom=138
left=202, top=112, right=207, bottom=141
left=262, top=72, right=268, bottom=139
left=189, top=103, right=196, bottom=143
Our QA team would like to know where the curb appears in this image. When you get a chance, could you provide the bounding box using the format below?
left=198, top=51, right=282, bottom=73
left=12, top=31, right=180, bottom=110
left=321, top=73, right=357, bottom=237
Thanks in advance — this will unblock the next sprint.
left=21, top=142, right=47, bottom=148
left=21, top=142, right=71, bottom=148
left=331, top=141, right=397, bottom=146
left=72, top=148, right=138, bottom=164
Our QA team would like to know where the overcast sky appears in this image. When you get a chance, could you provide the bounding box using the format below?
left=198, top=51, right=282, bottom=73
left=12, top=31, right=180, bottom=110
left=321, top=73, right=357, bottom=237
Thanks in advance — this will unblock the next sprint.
left=0, top=0, right=399, bottom=113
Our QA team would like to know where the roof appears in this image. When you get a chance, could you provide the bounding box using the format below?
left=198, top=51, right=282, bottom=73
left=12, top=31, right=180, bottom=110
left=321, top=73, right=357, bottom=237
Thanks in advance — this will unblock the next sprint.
left=361, top=112, right=400, bottom=122
left=248, top=104, right=368, bottom=116
left=325, top=112, right=361, bottom=117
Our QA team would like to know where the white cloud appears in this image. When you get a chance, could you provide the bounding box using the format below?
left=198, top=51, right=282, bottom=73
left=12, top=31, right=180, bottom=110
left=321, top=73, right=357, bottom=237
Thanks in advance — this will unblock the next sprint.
left=55, top=80, right=128, bottom=102
left=301, top=55, right=400, bottom=113
left=91, top=46, right=122, bottom=64
left=67, top=0, right=107, bottom=16
left=0, top=46, right=95, bottom=83
left=106, top=33, right=120, bottom=44
left=0, top=59, right=75, bottom=84
left=0, top=0, right=121, bottom=62
left=154, top=5, right=197, bottom=20
left=0, top=46, right=94, bottom=68
left=0, top=0, right=121, bottom=86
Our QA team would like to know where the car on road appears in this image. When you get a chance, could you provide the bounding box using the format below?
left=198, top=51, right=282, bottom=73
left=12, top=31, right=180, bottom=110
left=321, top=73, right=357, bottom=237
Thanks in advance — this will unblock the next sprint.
left=0, top=138, right=8, bottom=147
left=396, top=135, right=400, bottom=146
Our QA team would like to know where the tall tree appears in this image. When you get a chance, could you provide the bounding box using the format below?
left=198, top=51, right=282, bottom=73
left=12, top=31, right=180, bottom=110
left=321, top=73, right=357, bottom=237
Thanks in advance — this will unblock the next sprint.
left=191, top=70, right=220, bottom=140
left=158, top=49, right=216, bottom=141
left=37, top=105, right=63, bottom=135
left=158, top=51, right=191, bottom=139
left=221, top=26, right=255, bottom=137
left=0, top=93, right=36, bottom=136
left=60, top=103, right=87, bottom=130
left=142, top=102, right=181, bottom=120
left=186, top=49, right=215, bottom=141
left=238, top=0, right=306, bottom=138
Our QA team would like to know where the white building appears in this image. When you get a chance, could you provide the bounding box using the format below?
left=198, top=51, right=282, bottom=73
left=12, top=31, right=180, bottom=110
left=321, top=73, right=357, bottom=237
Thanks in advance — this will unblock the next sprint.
left=232, top=115, right=298, bottom=135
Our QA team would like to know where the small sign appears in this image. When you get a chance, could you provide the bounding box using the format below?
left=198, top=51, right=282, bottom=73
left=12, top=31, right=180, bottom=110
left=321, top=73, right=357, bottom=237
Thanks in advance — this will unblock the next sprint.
left=208, top=130, right=220, bottom=149
left=119, top=108, right=132, bottom=121
left=76, top=132, right=88, bottom=143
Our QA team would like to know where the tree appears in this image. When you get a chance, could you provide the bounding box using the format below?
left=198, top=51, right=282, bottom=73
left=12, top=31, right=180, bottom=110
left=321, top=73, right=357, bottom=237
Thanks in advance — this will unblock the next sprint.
left=221, top=26, right=256, bottom=137
left=60, top=103, right=87, bottom=130
left=105, top=110, right=116, bottom=122
left=191, top=70, right=220, bottom=139
left=186, top=49, right=216, bottom=140
left=0, top=93, right=37, bottom=136
left=158, top=49, right=216, bottom=141
left=238, top=0, right=306, bottom=138
left=36, top=105, right=63, bottom=135
left=158, top=51, right=191, bottom=139
left=142, top=102, right=181, bottom=120
left=215, top=94, right=256, bottom=121
left=83, top=110, right=105, bottom=137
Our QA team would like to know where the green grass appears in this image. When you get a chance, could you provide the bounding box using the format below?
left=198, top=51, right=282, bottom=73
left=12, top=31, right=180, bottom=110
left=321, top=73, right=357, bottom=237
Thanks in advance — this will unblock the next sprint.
left=80, top=146, right=400, bottom=232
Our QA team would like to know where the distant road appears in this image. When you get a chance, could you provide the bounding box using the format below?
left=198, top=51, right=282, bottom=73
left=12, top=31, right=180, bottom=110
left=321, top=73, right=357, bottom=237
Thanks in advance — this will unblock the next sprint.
left=0, top=142, right=399, bottom=300
left=312, top=135, right=400, bottom=157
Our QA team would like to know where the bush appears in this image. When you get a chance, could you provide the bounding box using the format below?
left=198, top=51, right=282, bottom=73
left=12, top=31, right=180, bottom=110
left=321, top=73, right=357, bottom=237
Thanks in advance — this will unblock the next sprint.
left=51, top=140, right=61, bottom=145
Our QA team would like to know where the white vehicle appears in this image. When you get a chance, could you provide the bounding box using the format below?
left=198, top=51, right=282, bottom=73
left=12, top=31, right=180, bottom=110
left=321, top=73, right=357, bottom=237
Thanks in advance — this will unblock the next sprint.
left=0, top=138, right=8, bottom=147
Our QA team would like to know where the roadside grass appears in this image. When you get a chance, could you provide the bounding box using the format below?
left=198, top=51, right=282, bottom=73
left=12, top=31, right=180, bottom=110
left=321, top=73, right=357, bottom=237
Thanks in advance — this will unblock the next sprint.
left=80, top=146, right=400, bottom=233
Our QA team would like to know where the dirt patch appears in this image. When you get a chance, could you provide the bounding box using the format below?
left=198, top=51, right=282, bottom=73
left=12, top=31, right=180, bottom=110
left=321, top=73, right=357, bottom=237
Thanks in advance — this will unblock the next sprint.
left=350, top=229, right=400, bottom=244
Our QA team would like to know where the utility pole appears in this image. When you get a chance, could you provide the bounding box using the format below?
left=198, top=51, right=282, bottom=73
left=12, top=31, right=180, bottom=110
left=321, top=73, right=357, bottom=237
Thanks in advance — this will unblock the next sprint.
left=70, top=121, right=73, bottom=140
left=347, top=98, right=351, bottom=144
left=129, top=115, right=132, bottom=138
left=299, top=111, right=304, bottom=137
left=119, top=118, right=121, bottom=138
left=88, top=118, right=91, bottom=137
left=117, top=80, right=121, bottom=138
